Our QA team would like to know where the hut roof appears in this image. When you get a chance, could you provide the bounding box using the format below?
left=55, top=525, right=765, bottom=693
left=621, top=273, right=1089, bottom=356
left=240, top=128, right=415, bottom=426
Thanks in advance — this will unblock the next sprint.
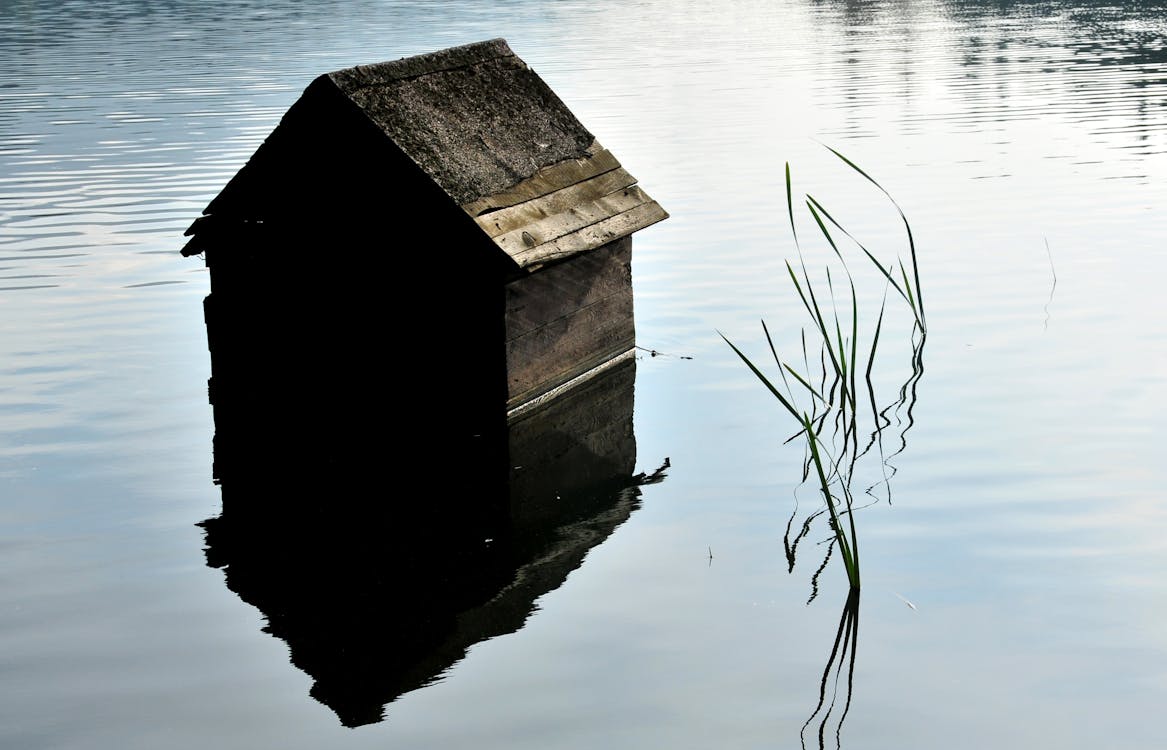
left=184, top=39, right=666, bottom=270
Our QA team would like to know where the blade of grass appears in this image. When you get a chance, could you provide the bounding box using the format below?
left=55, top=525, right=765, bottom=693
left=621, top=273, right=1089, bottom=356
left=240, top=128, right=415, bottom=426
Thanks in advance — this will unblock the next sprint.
left=804, top=415, right=859, bottom=588
left=719, top=332, right=802, bottom=422
left=822, top=144, right=925, bottom=328
left=807, top=194, right=911, bottom=310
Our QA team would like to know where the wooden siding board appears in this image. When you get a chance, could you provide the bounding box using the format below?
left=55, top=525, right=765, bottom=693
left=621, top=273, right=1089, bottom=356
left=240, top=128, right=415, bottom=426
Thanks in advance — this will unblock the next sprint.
left=505, top=236, right=631, bottom=340
left=504, top=237, right=634, bottom=408
left=506, top=292, right=634, bottom=409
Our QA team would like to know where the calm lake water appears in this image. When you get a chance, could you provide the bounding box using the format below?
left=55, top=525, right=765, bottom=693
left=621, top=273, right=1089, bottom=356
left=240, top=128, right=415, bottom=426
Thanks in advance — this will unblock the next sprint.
left=3, top=1, right=1166, bottom=747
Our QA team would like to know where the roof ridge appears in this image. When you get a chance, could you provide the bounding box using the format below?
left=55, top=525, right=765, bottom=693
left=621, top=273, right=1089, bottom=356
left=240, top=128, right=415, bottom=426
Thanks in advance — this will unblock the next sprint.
left=328, top=38, right=515, bottom=92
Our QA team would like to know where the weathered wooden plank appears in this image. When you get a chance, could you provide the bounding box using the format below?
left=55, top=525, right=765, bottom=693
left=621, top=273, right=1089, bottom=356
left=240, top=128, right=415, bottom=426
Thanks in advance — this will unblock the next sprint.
left=505, top=290, right=634, bottom=409
left=509, top=200, right=667, bottom=269
left=505, top=237, right=631, bottom=340
left=459, top=142, right=618, bottom=216
left=504, top=237, right=634, bottom=407
left=473, top=168, right=638, bottom=238
left=494, top=186, right=652, bottom=259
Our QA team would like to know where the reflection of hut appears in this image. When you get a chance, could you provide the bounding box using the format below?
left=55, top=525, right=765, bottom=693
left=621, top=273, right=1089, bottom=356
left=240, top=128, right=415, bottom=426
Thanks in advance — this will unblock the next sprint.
left=202, top=354, right=667, bottom=727
left=182, top=38, right=666, bottom=430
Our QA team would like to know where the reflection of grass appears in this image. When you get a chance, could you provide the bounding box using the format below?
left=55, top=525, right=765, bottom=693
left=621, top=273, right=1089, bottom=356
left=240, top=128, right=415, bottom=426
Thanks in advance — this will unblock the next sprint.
left=721, top=148, right=926, bottom=592
left=801, top=589, right=860, bottom=750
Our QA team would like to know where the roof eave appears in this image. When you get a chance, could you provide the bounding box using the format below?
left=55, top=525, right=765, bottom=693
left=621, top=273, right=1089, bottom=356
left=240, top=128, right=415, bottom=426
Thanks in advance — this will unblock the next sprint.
left=463, top=140, right=668, bottom=271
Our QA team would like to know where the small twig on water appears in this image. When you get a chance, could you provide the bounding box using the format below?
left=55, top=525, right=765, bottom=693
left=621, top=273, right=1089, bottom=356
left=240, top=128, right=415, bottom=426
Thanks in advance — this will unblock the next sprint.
left=636, top=345, right=693, bottom=360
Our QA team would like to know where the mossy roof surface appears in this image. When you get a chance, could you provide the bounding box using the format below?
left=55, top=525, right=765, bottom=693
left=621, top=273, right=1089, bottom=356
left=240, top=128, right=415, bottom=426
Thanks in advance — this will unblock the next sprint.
left=329, top=38, right=594, bottom=206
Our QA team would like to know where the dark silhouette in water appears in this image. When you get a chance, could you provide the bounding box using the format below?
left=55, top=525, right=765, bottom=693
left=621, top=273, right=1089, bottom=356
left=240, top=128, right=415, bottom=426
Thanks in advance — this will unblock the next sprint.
left=199, top=349, right=667, bottom=727
left=801, top=589, right=861, bottom=750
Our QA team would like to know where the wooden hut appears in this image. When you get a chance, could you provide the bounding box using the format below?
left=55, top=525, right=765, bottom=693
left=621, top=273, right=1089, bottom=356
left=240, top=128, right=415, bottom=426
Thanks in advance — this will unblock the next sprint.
left=182, top=38, right=666, bottom=435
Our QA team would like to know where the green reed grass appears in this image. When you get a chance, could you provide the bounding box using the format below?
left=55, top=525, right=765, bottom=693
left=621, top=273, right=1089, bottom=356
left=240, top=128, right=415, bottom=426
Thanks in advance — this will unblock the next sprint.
left=721, top=147, right=925, bottom=591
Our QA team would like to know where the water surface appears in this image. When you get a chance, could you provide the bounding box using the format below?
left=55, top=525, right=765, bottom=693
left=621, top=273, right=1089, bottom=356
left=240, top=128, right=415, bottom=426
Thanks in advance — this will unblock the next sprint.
left=2, top=1, right=1166, bottom=748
